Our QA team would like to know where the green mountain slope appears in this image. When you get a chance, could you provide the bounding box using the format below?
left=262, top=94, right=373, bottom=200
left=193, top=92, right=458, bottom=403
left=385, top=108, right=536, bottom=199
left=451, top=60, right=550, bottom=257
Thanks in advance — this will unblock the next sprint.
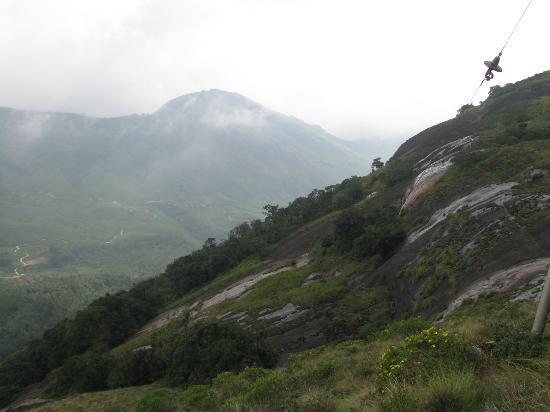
left=0, top=90, right=372, bottom=358
left=1, top=71, right=550, bottom=411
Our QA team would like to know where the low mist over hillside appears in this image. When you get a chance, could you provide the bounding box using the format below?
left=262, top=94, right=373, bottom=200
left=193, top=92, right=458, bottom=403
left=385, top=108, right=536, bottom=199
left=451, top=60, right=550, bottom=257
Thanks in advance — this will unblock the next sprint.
left=0, top=90, right=372, bottom=357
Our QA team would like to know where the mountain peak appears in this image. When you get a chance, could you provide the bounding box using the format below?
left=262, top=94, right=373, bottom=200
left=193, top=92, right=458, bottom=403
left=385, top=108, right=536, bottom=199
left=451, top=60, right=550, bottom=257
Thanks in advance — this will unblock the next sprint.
left=156, top=89, right=262, bottom=116
left=154, top=89, right=272, bottom=129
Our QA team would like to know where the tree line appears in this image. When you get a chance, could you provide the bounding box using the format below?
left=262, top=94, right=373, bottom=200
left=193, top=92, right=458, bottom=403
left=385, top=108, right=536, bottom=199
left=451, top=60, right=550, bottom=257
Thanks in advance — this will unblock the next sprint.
left=0, top=175, right=372, bottom=407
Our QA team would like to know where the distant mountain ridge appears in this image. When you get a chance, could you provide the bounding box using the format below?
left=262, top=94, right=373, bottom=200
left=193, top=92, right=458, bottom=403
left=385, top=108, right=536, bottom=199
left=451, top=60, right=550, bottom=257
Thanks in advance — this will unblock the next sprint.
left=0, top=90, right=372, bottom=357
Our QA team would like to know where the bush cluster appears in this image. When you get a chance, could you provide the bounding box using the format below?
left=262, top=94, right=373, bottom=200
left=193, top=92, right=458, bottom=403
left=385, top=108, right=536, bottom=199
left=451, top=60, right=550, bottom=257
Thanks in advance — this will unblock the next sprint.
left=376, top=327, right=475, bottom=385
left=44, top=321, right=276, bottom=397
left=329, top=206, right=406, bottom=261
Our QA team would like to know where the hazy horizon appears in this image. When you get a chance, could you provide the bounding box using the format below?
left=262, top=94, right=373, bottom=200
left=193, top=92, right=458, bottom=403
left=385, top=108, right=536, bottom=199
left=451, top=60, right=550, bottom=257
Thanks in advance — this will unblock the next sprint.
left=2, top=0, right=549, bottom=149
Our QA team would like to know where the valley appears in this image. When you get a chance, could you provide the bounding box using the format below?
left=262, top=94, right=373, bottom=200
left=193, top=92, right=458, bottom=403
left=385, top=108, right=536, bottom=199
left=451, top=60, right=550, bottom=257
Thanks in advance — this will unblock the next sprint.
left=0, top=90, right=372, bottom=357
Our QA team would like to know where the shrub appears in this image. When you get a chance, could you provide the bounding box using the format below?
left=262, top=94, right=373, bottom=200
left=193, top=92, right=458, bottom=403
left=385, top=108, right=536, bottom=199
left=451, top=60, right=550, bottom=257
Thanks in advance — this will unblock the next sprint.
left=331, top=206, right=405, bottom=261
left=164, top=321, right=276, bottom=386
left=179, top=384, right=216, bottom=410
left=107, top=349, right=165, bottom=388
left=374, top=317, right=431, bottom=340
left=379, top=160, right=413, bottom=187
left=487, top=321, right=544, bottom=359
left=211, top=371, right=248, bottom=398
left=45, top=350, right=114, bottom=396
left=377, top=371, right=487, bottom=412
left=376, top=327, right=475, bottom=386
left=333, top=208, right=367, bottom=251
left=136, top=389, right=176, bottom=412
left=245, top=371, right=290, bottom=405
left=303, top=360, right=336, bottom=385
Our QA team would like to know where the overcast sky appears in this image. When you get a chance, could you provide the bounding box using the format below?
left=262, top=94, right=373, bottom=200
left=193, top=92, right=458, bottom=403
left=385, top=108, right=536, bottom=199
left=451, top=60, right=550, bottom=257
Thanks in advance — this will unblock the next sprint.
left=1, top=0, right=548, bottom=146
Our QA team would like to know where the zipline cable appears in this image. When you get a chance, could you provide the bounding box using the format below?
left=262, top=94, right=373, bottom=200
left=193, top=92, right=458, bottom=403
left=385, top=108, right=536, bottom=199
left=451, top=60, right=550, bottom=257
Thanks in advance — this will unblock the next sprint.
left=465, top=0, right=535, bottom=106
left=500, top=0, right=535, bottom=54
left=467, top=78, right=486, bottom=106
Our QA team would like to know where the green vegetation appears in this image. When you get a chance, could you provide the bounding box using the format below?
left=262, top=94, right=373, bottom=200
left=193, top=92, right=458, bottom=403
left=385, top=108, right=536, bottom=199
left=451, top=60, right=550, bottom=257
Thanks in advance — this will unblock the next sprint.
left=35, top=297, right=550, bottom=411
left=43, top=321, right=275, bottom=398
left=163, top=321, right=276, bottom=386
left=441, top=73, right=550, bottom=186
left=0, top=174, right=377, bottom=407
left=442, top=142, right=549, bottom=184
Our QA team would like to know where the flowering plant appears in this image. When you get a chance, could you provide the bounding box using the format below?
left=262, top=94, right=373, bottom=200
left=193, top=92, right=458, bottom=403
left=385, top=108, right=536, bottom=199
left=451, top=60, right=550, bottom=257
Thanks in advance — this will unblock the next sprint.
left=376, top=327, right=469, bottom=385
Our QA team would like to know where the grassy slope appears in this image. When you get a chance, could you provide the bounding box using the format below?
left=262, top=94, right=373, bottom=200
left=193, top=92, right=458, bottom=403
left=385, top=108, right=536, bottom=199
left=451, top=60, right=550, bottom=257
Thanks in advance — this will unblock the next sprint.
left=108, top=185, right=385, bottom=356
left=36, top=297, right=550, bottom=412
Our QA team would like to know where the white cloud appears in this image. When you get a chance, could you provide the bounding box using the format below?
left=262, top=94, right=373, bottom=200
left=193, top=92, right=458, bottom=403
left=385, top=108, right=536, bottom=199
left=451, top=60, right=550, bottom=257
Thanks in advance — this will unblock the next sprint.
left=1, top=0, right=548, bottom=144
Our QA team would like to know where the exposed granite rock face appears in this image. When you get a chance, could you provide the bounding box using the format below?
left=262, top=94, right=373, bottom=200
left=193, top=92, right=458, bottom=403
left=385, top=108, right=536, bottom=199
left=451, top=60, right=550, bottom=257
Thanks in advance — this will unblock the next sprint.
left=136, top=255, right=310, bottom=336
left=368, top=115, right=550, bottom=321
left=258, top=303, right=304, bottom=322
left=402, top=136, right=477, bottom=212
left=302, top=271, right=329, bottom=286
left=529, top=168, right=547, bottom=181
left=408, top=182, right=518, bottom=243
left=441, top=258, right=550, bottom=318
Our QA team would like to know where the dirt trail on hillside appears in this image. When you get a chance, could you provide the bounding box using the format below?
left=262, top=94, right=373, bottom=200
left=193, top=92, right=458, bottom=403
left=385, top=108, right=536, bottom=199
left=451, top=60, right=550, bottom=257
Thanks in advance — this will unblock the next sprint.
left=1, top=246, right=29, bottom=280
left=3, top=241, right=48, bottom=280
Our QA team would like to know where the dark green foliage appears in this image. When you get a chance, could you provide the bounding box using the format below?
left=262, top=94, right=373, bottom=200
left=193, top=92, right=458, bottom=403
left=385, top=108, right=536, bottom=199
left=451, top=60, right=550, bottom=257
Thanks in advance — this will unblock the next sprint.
left=378, top=159, right=413, bottom=187
left=107, top=349, right=165, bottom=389
left=488, top=321, right=544, bottom=359
left=244, top=371, right=290, bottom=406
left=136, top=389, right=178, bottom=412
left=44, top=320, right=274, bottom=398
left=331, top=206, right=406, bottom=261
left=329, top=288, right=393, bottom=339
left=352, top=221, right=406, bottom=259
left=45, top=350, right=114, bottom=396
left=306, top=360, right=336, bottom=384
left=178, top=385, right=216, bottom=410
left=164, top=321, right=276, bottom=386
left=457, top=104, right=474, bottom=116
left=333, top=208, right=367, bottom=251
left=372, top=157, right=384, bottom=172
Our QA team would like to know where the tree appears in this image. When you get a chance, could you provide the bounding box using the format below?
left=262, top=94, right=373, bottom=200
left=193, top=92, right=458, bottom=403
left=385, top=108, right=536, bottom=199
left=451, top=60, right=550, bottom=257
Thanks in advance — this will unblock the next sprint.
left=164, top=321, right=276, bottom=385
left=456, top=104, right=474, bottom=116
left=371, top=157, right=384, bottom=172
left=333, top=208, right=367, bottom=251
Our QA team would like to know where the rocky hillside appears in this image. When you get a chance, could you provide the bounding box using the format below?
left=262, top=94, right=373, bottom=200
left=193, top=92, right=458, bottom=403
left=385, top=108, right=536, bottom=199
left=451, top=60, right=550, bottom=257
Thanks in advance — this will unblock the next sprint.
left=1, top=71, right=550, bottom=411
left=122, top=71, right=550, bottom=354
